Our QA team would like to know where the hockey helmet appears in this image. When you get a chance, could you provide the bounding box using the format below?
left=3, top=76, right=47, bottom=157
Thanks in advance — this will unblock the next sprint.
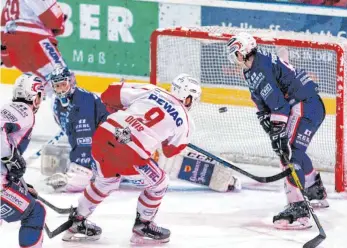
left=13, top=73, right=44, bottom=111
left=171, top=73, right=202, bottom=110
left=48, top=66, right=76, bottom=107
left=227, top=32, right=257, bottom=64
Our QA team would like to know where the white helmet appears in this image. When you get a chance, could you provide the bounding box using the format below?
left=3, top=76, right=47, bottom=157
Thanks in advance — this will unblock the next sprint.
left=171, top=74, right=202, bottom=110
left=13, top=73, right=43, bottom=104
left=226, top=32, right=257, bottom=64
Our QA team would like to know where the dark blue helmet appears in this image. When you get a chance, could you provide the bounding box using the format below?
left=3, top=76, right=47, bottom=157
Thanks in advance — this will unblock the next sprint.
left=48, top=66, right=76, bottom=107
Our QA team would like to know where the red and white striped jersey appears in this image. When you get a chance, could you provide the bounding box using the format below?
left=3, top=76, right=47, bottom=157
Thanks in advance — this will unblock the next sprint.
left=1, top=0, right=64, bottom=35
left=100, top=82, right=195, bottom=159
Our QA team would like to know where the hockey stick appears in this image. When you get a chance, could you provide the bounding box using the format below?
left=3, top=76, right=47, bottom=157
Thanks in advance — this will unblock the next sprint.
left=37, top=195, right=73, bottom=214
left=187, top=143, right=291, bottom=183
left=282, top=155, right=326, bottom=248
left=44, top=219, right=73, bottom=239
left=17, top=179, right=73, bottom=238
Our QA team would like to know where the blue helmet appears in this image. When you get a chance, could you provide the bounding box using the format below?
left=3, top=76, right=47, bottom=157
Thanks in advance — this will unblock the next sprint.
left=48, top=66, right=76, bottom=107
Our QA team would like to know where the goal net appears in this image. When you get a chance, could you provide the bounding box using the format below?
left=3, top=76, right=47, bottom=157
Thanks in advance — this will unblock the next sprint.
left=150, top=26, right=347, bottom=192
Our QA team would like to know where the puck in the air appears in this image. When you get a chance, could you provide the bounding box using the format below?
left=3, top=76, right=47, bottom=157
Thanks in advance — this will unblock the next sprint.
left=219, top=107, right=228, bottom=113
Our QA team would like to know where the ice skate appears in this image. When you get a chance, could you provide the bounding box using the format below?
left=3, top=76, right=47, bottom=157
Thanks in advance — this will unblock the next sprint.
left=305, top=173, right=329, bottom=208
left=62, top=209, right=102, bottom=242
left=130, top=212, right=170, bottom=244
left=273, top=201, right=312, bottom=230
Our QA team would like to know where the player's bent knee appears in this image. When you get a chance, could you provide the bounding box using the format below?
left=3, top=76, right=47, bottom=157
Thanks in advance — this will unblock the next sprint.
left=19, top=227, right=44, bottom=248
left=19, top=201, right=45, bottom=248
left=93, top=175, right=122, bottom=195
left=147, top=172, right=169, bottom=195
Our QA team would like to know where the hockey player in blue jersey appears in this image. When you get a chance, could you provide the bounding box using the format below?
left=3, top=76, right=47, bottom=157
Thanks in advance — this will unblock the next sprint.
left=1, top=74, right=46, bottom=247
left=43, top=67, right=111, bottom=192
left=227, top=32, right=328, bottom=230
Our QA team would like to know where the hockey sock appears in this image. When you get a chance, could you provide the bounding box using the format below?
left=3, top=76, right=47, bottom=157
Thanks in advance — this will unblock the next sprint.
left=78, top=176, right=121, bottom=217
left=137, top=188, right=166, bottom=221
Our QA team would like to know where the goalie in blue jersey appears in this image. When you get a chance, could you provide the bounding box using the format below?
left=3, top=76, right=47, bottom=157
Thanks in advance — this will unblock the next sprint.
left=226, top=32, right=328, bottom=230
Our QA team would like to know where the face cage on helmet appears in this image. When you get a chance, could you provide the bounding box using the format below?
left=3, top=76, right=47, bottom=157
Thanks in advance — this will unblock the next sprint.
left=51, top=77, right=75, bottom=105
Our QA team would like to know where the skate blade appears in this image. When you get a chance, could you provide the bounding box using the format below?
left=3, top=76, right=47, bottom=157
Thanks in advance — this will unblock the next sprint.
left=62, top=230, right=101, bottom=242
left=310, top=199, right=329, bottom=209
left=130, top=233, right=170, bottom=245
left=274, top=217, right=312, bottom=230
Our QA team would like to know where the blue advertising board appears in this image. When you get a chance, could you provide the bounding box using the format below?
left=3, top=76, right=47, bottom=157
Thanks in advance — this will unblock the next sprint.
left=202, top=7, right=347, bottom=37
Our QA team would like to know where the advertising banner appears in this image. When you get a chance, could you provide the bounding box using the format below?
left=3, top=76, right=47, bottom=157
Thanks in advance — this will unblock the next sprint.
left=58, top=0, right=158, bottom=76
left=225, top=0, right=347, bottom=8
left=202, top=6, right=347, bottom=37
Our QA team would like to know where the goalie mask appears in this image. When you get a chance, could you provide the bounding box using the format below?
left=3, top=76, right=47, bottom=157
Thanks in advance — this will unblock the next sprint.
left=48, top=66, right=76, bottom=107
left=226, top=32, right=257, bottom=65
left=13, top=73, right=44, bottom=113
left=171, top=74, right=202, bottom=111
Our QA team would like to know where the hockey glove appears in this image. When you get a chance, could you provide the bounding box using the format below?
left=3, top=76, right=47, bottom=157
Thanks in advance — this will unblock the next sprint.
left=256, top=111, right=271, bottom=134
left=26, top=183, right=38, bottom=199
left=269, top=121, right=291, bottom=165
left=1, top=147, right=27, bottom=183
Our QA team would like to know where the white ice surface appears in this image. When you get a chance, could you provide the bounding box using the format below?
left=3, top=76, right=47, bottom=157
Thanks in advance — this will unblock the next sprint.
left=1, top=84, right=347, bottom=248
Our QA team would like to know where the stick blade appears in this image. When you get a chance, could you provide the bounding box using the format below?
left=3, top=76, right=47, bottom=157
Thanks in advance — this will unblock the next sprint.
left=303, top=234, right=326, bottom=248
left=44, top=220, right=73, bottom=239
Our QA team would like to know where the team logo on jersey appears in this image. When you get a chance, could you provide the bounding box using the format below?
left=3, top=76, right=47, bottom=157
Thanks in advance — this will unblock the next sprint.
left=114, top=127, right=132, bottom=144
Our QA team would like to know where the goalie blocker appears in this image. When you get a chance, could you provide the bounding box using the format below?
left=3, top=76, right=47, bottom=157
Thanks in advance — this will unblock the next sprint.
left=158, top=148, right=241, bottom=192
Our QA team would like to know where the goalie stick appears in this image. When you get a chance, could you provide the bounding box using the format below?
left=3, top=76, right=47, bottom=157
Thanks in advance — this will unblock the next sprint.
left=282, top=155, right=326, bottom=248
left=187, top=143, right=291, bottom=183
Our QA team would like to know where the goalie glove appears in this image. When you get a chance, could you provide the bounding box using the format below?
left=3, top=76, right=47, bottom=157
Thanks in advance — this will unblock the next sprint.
left=269, top=121, right=291, bottom=165
left=256, top=111, right=271, bottom=134
left=1, top=147, right=26, bottom=183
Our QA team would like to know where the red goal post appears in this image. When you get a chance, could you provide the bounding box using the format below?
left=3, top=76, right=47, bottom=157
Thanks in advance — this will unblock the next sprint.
left=150, top=26, right=347, bottom=192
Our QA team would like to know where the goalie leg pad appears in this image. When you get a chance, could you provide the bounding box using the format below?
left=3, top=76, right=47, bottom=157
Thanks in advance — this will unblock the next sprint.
left=163, top=149, right=241, bottom=192
left=210, top=163, right=242, bottom=192
left=45, top=163, right=94, bottom=193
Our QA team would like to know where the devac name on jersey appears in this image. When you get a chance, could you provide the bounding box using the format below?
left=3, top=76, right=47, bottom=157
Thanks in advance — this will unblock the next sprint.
left=148, top=92, right=183, bottom=127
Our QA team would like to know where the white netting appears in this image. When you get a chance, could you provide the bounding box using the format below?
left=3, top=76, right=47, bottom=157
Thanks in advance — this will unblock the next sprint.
left=153, top=26, right=347, bottom=190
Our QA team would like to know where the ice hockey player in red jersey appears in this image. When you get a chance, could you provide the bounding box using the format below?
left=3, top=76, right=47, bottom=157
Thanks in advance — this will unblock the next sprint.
left=62, top=74, right=202, bottom=244
left=1, top=0, right=66, bottom=80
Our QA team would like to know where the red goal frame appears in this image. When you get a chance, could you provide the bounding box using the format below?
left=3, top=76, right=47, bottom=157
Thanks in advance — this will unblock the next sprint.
left=150, top=27, right=345, bottom=192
